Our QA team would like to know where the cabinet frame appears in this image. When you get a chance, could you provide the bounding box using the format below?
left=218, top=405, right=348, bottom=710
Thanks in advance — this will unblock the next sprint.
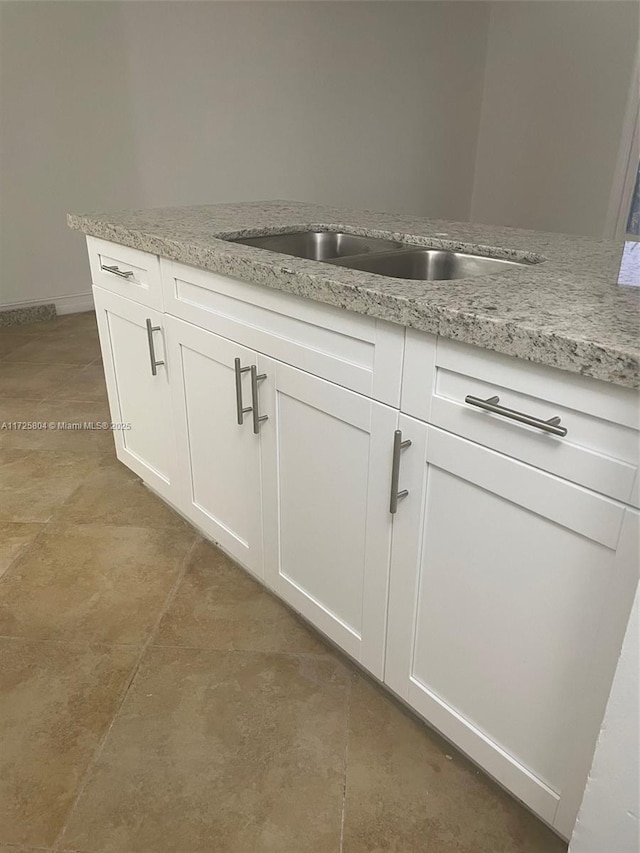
left=86, top=239, right=640, bottom=841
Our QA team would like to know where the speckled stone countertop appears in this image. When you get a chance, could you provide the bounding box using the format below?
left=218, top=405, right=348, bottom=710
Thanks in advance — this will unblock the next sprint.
left=68, top=200, right=640, bottom=389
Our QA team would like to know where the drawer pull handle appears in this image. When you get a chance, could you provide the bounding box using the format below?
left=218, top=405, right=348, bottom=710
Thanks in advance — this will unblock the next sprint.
left=234, top=357, right=252, bottom=425
left=145, top=319, right=164, bottom=376
left=390, top=429, right=412, bottom=514
left=101, top=263, right=134, bottom=279
left=464, top=394, right=568, bottom=437
left=250, top=365, right=268, bottom=434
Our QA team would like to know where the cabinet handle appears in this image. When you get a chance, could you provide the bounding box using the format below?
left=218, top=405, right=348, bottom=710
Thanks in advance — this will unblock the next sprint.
left=390, top=429, right=412, bottom=514
left=250, top=365, right=268, bottom=434
left=101, top=263, right=134, bottom=279
left=464, top=394, right=568, bottom=437
left=145, top=319, right=164, bottom=376
left=234, top=357, right=252, bottom=425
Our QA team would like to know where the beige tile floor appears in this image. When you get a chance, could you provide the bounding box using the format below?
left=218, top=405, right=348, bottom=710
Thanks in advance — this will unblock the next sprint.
left=0, top=313, right=568, bottom=852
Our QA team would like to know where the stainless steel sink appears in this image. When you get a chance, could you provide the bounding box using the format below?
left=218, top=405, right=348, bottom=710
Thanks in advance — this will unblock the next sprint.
left=231, top=230, right=538, bottom=281
left=331, top=249, right=531, bottom=280
left=232, top=230, right=405, bottom=261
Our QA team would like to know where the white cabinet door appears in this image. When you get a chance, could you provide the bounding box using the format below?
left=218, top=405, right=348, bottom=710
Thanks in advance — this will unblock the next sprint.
left=261, top=359, right=398, bottom=677
left=165, top=315, right=264, bottom=578
left=93, top=286, right=176, bottom=500
left=386, top=420, right=639, bottom=837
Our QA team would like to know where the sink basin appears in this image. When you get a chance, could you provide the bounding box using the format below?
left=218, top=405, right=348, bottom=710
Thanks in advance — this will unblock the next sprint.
left=330, top=248, right=532, bottom=280
left=231, top=230, right=539, bottom=281
left=232, top=230, right=406, bottom=261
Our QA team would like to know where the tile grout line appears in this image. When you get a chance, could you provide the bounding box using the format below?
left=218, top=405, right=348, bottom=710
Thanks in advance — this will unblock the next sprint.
left=0, top=452, right=109, bottom=590
left=50, top=532, right=202, bottom=852
left=0, top=634, right=342, bottom=659
left=0, top=634, right=146, bottom=650
left=0, top=521, right=55, bottom=588
left=146, top=639, right=343, bottom=659
left=338, top=674, right=353, bottom=853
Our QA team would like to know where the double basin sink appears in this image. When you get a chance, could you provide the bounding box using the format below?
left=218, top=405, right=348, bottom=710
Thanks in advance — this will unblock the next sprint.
left=231, top=230, right=538, bottom=281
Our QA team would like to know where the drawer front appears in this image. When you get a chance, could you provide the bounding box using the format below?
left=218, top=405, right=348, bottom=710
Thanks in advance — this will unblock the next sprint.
left=161, top=258, right=404, bottom=406
left=402, top=330, right=640, bottom=505
left=87, top=237, right=162, bottom=310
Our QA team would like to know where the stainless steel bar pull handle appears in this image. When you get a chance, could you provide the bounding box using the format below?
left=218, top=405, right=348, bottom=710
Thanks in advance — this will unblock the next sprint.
left=390, top=429, right=412, bottom=514
left=464, top=394, right=568, bottom=437
left=250, top=365, right=268, bottom=435
left=145, top=319, right=164, bottom=376
left=234, top=358, right=252, bottom=425
left=101, top=263, right=134, bottom=279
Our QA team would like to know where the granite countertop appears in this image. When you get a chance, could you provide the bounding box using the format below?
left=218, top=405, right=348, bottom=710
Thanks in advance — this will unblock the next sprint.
left=68, top=200, right=640, bottom=389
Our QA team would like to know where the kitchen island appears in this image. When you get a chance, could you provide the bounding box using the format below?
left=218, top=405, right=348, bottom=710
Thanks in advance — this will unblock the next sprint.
left=68, top=199, right=639, bottom=388
left=68, top=201, right=639, bottom=840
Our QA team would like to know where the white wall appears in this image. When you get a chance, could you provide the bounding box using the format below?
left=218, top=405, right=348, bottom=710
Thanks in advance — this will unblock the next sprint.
left=2, top=0, right=637, bottom=312
left=569, top=587, right=639, bottom=853
left=0, top=1, right=145, bottom=313
left=471, top=0, right=639, bottom=237
left=0, top=0, right=489, bottom=311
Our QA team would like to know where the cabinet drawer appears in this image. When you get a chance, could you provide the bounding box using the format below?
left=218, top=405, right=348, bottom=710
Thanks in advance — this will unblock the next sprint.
left=402, top=330, right=640, bottom=506
left=87, top=237, right=162, bottom=310
left=161, top=258, right=404, bottom=406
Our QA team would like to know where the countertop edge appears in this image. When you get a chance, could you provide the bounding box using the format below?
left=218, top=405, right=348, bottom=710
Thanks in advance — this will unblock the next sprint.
left=67, top=212, right=640, bottom=391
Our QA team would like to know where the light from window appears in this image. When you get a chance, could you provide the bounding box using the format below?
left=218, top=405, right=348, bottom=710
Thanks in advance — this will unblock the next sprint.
left=626, top=161, right=640, bottom=236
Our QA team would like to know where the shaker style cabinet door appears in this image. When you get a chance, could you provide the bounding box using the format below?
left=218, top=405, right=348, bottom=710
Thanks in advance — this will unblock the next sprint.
left=385, top=419, right=639, bottom=837
left=260, top=359, right=398, bottom=678
left=165, top=315, right=265, bottom=578
left=93, top=285, right=177, bottom=501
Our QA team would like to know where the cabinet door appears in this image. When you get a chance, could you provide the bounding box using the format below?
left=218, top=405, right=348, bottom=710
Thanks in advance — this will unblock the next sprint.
left=386, top=421, right=639, bottom=837
left=165, top=315, right=264, bottom=578
left=93, top=286, right=176, bottom=500
left=261, top=359, right=398, bottom=677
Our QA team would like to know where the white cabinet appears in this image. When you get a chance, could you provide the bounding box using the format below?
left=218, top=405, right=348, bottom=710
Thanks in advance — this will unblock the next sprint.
left=402, top=329, right=640, bottom=507
left=161, top=258, right=405, bottom=406
left=385, top=419, right=639, bottom=836
left=261, top=361, right=398, bottom=677
left=165, top=315, right=266, bottom=578
left=165, top=316, right=398, bottom=674
left=87, top=241, right=639, bottom=840
left=93, top=286, right=177, bottom=501
left=88, top=237, right=163, bottom=310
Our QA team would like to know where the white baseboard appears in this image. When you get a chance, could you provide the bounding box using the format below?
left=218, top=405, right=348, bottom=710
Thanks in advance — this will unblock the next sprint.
left=0, top=291, right=95, bottom=316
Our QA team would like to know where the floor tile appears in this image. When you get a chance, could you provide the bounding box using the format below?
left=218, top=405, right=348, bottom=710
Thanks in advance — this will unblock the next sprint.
left=54, top=455, right=189, bottom=529
left=4, top=315, right=73, bottom=335
left=0, top=848, right=54, bottom=852
left=45, top=362, right=108, bottom=404
left=0, top=523, right=43, bottom=580
left=342, top=677, right=567, bottom=853
left=0, top=401, right=112, bottom=453
left=0, top=319, right=62, bottom=341
left=53, top=311, right=98, bottom=334
left=0, top=363, right=80, bottom=402
left=0, top=333, right=36, bottom=360
left=156, top=539, right=333, bottom=655
left=3, top=331, right=101, bottom=366
left=0, top=523, right=196, bottom=644
left=0, top=400, right=44, bottom=437
left=0, top=638, right=138, bottom=848
left=61, top=646, right=348, bottom=853
left=0, top=450, right=99, bottom=523
left=0, top=847, right=53, bottom=852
